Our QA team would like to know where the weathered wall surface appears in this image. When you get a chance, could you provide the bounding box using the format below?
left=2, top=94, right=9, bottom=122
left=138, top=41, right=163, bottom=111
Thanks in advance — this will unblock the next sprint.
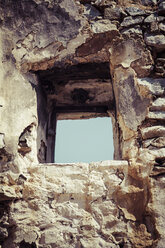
left=1, top=160, right=157, bottom=248
left=0, top=0, right=165, bottom=247
left=0, top=33, right=38, bottom=169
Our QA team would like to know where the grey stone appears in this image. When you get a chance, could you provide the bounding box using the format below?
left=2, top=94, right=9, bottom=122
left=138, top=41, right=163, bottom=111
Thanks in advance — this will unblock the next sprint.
left=159, top=22, right=165, bottom=32
left=0, top=0, right=81, bottom=46
left=90, top=19, right=118, bottom=33
left=120, top=16, right=144, bottom=27
left=156, top=16, right=165, bottom=22
left=104, top=7, right=122, bottom=20
left=141, top=126, right=165, bottom=139
left=94, top=0, right=116, bottom=6
left=137, top=78, right=165, bottom=96
left=0, top=211, right=8, bottom=226
left=117, top=75, right=150, bottom=131
left=121, top=25, right=143, bottom=35
left=125, top=7, right=146, bottom=16
left=142, top=0, right=157, bottom=6
left=84, top=4, right=101, bottom=19
left=158, top=2, right=165, bottom=14
left=147, top=111, right=165, bottom=120
left=150, top=22, right=159, bottom=32
left=144, top=13, right=165, bottom=23
left=144, top=33, right=165, bottom=49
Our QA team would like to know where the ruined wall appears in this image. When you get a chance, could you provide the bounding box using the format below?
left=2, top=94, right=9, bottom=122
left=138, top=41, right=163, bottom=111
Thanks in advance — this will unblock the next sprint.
left=0, top=0, right=165, bottom=247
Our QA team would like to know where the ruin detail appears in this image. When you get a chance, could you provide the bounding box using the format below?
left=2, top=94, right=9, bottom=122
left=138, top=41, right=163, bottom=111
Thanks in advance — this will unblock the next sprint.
left=0, top=0, right=165, bottom=247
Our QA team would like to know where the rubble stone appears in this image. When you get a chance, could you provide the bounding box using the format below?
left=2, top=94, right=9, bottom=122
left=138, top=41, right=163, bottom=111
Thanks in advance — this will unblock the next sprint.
left=159, top=22, right=165, bottom=31
left=90, top=19, right=118, bottom=33
left=120, top=16, right=144, bottom=27
left=144, top=13, right=165, bottom=23
left=144, top=33, right=165, bottom=49
left=158, top=1, right=165, bottom=14
left=150, top=98, right=165, bottom=111
left=141, top=126, right=165, bottom=139
left=104, top=7, right=122, bottom=20
left=142, top=0, right=158, bottom=5
left=84, top=4, right=101, bottom=19
left=147, top=111, right=165, bottom=120
left=121, top=25, right=143, bottom=35
left=137, top=78, right=165, bottom=96
left=125, top=7, right=146, bottom=16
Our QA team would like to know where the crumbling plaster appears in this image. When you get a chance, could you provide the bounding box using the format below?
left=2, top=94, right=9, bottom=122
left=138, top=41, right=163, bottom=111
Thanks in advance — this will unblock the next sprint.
left=0, top=0, right=165, bottom=247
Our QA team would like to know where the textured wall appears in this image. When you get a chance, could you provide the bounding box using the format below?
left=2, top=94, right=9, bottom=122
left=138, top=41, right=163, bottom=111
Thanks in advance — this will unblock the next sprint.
left=0, top=0, right=165, bottom=247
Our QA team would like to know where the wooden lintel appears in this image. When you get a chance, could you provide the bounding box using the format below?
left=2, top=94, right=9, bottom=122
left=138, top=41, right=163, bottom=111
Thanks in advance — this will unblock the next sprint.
left=54, top=105, right=111, bottom=113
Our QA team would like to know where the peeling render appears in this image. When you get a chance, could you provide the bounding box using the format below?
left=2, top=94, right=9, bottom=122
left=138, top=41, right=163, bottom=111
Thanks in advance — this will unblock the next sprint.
left=0, top=0, right=165, bottom=247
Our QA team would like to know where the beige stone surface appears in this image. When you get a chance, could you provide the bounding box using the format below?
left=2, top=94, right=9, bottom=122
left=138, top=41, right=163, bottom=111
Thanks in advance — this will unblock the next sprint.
left=0, top=33, right=39, bottom=169
left=2, top=160, right=154, bottom=248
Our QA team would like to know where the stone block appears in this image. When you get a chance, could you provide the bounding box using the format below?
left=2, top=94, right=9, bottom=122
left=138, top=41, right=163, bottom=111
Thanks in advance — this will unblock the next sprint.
left=121, top=25, right=142, bottom=35
left=150, top=98, right=165, bottom=111
left=125, top=7, right=146, bottom=16
left=121, top=16, right=144, bottom=27
left=159, top=22, right=165, bottom=31
left=90, top=19, right=118, bottom=33
left=147, top=111, right=165, bottom=120
left=84, top=4, right=101, bottom=19
left=137, top=78, right=165, bottom=96
left=144, top=13, right=165, bottom=23
left=144, top=33, right=165, bottom=50
left=141, top=126, right=165, bottom=139
left=104, top=7, right=122, bottom=20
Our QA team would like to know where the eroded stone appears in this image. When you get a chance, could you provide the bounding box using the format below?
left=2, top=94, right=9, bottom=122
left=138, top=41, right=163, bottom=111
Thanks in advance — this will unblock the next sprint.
left=144, top=33, right=165, bottom=50
left=120, top=16, right=144, bottom=27
left=144, top=13, right=165, bottom=23
left=84, top=4, right=101, bottom=19
left=125, top=7, right=146, bottom=16
left=137, top=78, right=165, bottom=96
left=90, top=19, right=118, bottom=33
left=104, top=7, right=122, bottom=20
left=150, top=97, right=165, bottom=111
left=141, top=126, right=165, bottom=140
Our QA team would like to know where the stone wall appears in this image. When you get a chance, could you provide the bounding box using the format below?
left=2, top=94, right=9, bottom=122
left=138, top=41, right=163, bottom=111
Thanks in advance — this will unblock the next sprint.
left=0, top=0, right=165, bottom=247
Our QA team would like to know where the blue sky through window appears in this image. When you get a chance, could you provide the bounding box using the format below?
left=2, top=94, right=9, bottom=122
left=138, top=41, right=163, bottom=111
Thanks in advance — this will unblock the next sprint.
left=55, top=117, right=114, bottom=163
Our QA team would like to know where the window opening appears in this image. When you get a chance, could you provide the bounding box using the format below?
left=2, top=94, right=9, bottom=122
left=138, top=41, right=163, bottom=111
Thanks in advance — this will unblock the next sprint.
left=55, top=117, right=114, bottom=163
left=38, top=62, right=115, bottom=163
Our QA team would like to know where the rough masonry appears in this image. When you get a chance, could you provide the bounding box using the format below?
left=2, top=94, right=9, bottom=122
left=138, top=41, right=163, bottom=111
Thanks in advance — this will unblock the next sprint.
left=0, top=0, right=165, bottom=247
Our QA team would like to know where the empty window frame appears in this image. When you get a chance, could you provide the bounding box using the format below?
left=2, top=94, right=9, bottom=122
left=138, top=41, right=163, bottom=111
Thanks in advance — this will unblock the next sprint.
left=55, top=117, right=114, bottom=163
